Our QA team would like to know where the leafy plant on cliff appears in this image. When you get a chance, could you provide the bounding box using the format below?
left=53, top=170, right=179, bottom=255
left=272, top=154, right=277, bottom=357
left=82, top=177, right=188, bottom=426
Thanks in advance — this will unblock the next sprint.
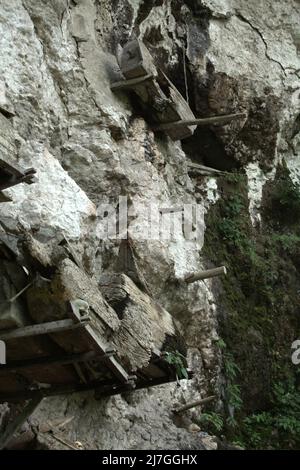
left=163, top=350, right=189, bottom=380
left=198, top=412, right=224, bottom=434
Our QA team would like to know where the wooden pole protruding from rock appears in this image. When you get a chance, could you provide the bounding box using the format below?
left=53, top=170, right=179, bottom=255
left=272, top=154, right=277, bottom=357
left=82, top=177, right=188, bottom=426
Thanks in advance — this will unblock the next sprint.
left=184, top=266, right=227, bottom=283
left=173, top=395, right=216, bottom=414
left=154, top=113, right=246, bottom=131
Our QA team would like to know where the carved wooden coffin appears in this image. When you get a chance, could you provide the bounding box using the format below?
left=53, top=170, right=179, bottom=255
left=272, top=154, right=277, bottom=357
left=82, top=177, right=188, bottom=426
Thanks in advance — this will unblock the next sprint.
left=114, top=39, right=196, bottom=141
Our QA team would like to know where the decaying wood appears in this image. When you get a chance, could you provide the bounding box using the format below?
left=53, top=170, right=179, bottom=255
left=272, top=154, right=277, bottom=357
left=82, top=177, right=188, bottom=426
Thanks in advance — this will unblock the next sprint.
left=7, top=281, right=33, bottom=303
left=0, top=351, right=113, bottom=376
left=0, top=167, right=36, bottom=191
left=117, top=39, right=158, bottom=80
left=173, top=395, right=216, bottom=414
left=0, top=257, right=30, bottom=329
left=0, top=318, right=89, bottom=341
left=114, top=39, right=196, bottom=141
left=184, top=266, right=227, bottom=283
left=69, top=301, right=130, bottom=383
left=26, top=259, right=120, bottom=334
left=111, top=74, right=153, bottom=90
left=114, top=40, right=247, bottom=141
left=99, top=273, right=182, bottom=372
left=187, top=162, right=226, bottom=176
left=154, top=112, right=247, bottom=131
left=19, top=233, right=68, bottom=275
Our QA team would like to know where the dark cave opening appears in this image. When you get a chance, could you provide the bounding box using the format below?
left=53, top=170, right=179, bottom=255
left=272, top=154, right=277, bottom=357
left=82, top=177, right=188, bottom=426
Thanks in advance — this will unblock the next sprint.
left=181, top=127, right=238, bottom=171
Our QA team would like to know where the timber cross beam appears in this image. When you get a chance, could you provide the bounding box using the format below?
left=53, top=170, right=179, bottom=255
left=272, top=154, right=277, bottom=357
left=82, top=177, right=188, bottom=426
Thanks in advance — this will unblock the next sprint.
left=183, top=266, right=227, bottom=283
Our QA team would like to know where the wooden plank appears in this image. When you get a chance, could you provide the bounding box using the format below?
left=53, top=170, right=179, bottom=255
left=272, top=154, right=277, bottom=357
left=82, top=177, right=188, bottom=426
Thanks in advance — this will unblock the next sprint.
left=187, top=162, right=226, bottom=175
left=0, top=318, right=90, bottom=341
left=0, top=168, right=36, bottom=191
left=0, top=368, right=193, bottom=403
left=0, top=398, right=42, bottom=450
left=0, top=376, right=131, bottom=403
left=111, top=74, right=153, bottom=91
left=154, top=112, right=246, bottom=131
left=0, top=351, right=115, bottom=375
left=184, top=266, right=227, bottom=283
left=118, top=39, right=157, bottom=79
left=69, top=301, right=130, bottom=383
left=173, top=395, right=216, bottom=414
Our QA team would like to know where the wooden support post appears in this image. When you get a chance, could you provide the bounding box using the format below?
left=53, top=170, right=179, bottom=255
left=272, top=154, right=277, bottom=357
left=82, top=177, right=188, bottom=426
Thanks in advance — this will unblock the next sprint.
left=154, top=113, right=247, bottom=132
left=173, top=395, right=216, bottom=414
left=184, top=266, right=227, bottom=283
left=0, top=398, right=42, bottom=450
left=85, top=324, right=130, bottom=383
left=0, top=168, right=36, bottom=191
left=111, top=74, right=153, bottom=91
left=7, top=281, right=33, bottom=303
left=0, top=318, right=90, bottom=341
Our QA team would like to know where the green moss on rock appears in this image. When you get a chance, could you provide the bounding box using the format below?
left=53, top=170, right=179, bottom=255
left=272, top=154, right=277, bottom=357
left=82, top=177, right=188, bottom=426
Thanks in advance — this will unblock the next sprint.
left=203, top=167, right=300, bottom=449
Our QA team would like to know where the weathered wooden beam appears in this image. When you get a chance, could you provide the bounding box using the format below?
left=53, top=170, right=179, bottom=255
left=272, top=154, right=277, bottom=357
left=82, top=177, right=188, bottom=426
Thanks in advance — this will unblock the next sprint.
left=0, top=376, right=134, bottom=403
left=0, top=168, right=36, bottom=191
left=0, top=318, right=90, bottom=341
left=6, top=281, right=33, bottom=303
left=111, top=74, right=153, bottom=91
left=187, top=162, right=226, bottom=176
left=47, top=431, right=80, bottom=450
left=184, top=266, right=227, bottom=283
left=85, top=324, right=130, bottom=383
left=0, top=368, right=192, bottom=404
left=0, top=398, right=42, bottom=450
left=173, top=395, right=216, bottom=414
left=154, top=112, right=247, bottom=131
left=0, top=351, right=115, bottom=375
left=69, top=301, right=130, bottom=383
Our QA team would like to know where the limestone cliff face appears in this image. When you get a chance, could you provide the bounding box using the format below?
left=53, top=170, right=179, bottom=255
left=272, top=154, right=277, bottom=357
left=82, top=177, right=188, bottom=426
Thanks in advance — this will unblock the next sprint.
left=0, top=0, right=299, bottom=450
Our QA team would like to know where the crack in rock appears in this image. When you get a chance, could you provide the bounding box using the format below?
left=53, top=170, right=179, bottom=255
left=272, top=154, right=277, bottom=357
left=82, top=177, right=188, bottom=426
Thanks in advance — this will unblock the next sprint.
left=235, top=12, right=287, bottom=78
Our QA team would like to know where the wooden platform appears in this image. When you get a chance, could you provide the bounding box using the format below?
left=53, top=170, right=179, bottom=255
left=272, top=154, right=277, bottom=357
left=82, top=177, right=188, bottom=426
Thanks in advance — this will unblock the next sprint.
left=0, top=235, right=190, bottom=404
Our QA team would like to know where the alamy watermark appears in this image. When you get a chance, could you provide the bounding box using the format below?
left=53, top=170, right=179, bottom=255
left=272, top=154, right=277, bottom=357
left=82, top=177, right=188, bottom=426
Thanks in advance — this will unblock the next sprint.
left=291, top=339, right=300, bottom=365
left=96, top=196, right=204, bottom=241
left=0, top=340, right=6, bottom=365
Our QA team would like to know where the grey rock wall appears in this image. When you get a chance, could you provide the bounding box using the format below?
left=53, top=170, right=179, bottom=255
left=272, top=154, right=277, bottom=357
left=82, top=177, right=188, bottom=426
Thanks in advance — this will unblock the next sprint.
left=0, top=0, right=299, bottom=450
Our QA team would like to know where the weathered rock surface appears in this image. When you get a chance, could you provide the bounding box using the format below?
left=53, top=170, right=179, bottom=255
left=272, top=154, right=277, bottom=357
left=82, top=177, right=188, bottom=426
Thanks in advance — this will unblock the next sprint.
left=0, top=0, right=299, bottom=450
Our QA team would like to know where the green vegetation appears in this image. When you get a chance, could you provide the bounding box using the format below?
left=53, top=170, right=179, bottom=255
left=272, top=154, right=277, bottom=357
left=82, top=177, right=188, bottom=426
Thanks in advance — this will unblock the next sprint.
left=202, top=166, right=300, bottom=449
left=198, top=412, right=224, bottom=434
left=163, top=350, right=189, bottom=379
left=241, top=377, right=300, bottom=448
